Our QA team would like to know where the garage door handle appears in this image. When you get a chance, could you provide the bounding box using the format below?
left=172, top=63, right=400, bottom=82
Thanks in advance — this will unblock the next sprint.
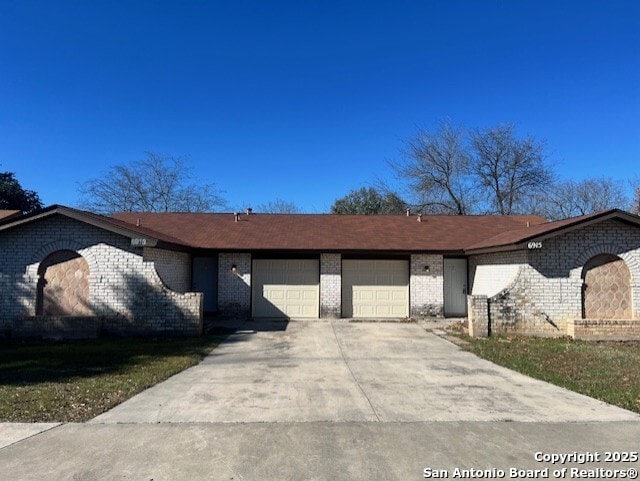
left=462, top=287, right=467, bottom=295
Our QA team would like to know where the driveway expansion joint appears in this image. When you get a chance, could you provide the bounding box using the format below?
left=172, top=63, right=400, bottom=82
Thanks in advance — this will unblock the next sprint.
left=330, top=320, right=381, bottom=422
left=0, top=423, right=62, bottom=450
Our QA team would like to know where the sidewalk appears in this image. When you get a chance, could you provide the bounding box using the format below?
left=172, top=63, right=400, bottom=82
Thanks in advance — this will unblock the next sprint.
left=2, top=422, right=640, bottom=481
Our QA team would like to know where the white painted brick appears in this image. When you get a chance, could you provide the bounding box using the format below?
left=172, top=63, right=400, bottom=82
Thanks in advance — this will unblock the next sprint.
left=469, top=219, right=640, bottom=337
left=0, top=214, right=202, bottom=336
left=410, top=254, right=444, bottom=317
left=320, top=253, right=341, bottom=318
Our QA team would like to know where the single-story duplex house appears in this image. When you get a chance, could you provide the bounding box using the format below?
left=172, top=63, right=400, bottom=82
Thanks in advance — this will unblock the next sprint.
left=0, top=205, right=638, bottom=340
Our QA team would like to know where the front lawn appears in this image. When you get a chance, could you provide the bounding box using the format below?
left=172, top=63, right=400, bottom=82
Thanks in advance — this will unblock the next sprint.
left=463, top=335, right=640, bottom=414
left=0, top=335, right=225, bottom=422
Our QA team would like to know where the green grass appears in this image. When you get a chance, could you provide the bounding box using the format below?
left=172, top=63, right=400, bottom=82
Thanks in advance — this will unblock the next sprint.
left=462, top=335, right=640, bottom=414
left=0, top=335, right=225, bottom=422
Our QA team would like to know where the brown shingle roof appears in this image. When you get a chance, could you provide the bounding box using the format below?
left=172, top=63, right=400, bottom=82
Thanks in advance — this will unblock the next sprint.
left=111, top=212, right=546, bottom=252
left=14, top=205, right=639, bottom=253
left=13, top=205, right=636, bottom=254
left=74, top=209, right=188, bottom=245
left=0, top=210, right=21, bottom=222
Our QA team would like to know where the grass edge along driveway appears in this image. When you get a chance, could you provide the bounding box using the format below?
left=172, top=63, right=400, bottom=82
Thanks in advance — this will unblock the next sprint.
left=3, top=331, right=639, bottom=422
left=0, top=335, right=225, bottom=422
left=460, top=334, right=640, bottom=414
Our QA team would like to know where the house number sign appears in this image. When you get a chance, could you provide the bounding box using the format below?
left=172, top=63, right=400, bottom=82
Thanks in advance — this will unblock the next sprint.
left=527, top=241, right=543, bottom=249
left=131, top=238, right=148, bottom=246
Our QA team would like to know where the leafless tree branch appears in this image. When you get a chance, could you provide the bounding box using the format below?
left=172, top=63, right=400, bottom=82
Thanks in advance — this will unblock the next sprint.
left=78, top=152, right=226, bottom=214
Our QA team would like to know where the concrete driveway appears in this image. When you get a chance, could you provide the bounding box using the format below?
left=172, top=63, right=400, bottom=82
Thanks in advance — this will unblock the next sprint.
left=92, top=321, right=637, bottom=423
left=3, top=321, right=640, bottom=481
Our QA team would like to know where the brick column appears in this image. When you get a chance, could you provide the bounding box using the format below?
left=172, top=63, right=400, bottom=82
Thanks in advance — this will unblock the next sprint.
left=468, top=295, right=489, bottom=338
left=320, top=253, right=341, bottom=318
left=218, top=253, right=251, bottom=318
left=410, top=254, right=444, bottom=317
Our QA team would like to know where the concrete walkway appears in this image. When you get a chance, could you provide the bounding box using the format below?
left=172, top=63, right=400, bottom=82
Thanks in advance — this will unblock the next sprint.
left=3, top=421, right=640, bottom=481
left=92, top=321, right=638, bottom=423
left=0, top=423, right=60, bottom=449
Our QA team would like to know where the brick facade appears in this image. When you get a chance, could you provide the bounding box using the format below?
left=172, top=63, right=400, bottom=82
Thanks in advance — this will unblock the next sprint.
left=469, top=251, right=526, bottom=297
left=320, top=253, right=341, bottom=318
left=0, top=215, right=202, bottom=337
left=217, top=252, right=251, bottom=317
left=5, top=210, right=638, bottom=339
left=11, top=316, right=102, bottom=339
left=468, top=219, right=640, bottom=338
left=213, top=252, right=447, bottom=320
left=567, top=319, right=640, bottom=341
left=410, top=254, right=444, bottom=317
left=143, top=247, right=191, bottom=293
left=467, top=295, right=489, bottom=338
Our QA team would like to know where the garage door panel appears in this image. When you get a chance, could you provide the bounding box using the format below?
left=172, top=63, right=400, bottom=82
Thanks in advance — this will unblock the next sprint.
left=302, top=291, right=316, bottom=300
left=252, top=260, right=319, bottom=318
left=356, top=290, right=375, bottom=301
left=359, top=305, right=375, bottom=316
left=301, top=305, right=317, bottom=316
left=343, top=260, right=409, bottom=318
left=267, top=289, right=285, bottom=301
left=376, top=291, right=390, bottom=301
left=392, top=291, right=406, bottom=301
left=286, top=290, right=301, bottom=300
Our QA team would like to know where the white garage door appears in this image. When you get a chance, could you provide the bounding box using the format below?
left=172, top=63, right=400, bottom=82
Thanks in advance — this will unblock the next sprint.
left=252, top=259, right=319, bottom=318
left=342, top=260, right=409, bottom=318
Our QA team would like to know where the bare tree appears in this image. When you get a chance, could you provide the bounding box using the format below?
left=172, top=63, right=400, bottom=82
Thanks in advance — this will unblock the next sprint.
left=634, top=186, right=640, bottom=215
left=331, top=187, right=406, bottom=214
left=394, top=122, right=475, bottom=214
left=537, top=178, right=629, bottom=220
left=78, top=152, right=226, bottom=214
left=392, top=122, right=551, bottom=215
left=257, top=199, right=301, bottom=214
left=470, top=124, right=552, bottom=215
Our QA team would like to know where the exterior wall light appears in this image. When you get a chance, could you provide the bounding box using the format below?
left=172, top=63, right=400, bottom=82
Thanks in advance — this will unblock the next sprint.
left=424, top=265, right=430, bottom=273
left=231, top=264, right=237, bottom=273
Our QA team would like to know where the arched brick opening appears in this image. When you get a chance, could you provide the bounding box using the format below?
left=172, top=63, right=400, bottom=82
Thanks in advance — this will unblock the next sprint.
left=581, top=254, right=632, bottom=319
left=36, top=250, right=92, bottom=316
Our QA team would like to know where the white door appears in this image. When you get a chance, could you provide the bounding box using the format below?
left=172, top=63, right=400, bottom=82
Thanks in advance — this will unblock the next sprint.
left=252, top=259, right=319, bottom=318
left=342, top=260, right=409, bottom=318
left=444, top=258, right=468, bottom=316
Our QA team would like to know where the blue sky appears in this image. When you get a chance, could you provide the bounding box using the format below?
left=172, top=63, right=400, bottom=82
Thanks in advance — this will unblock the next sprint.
left=1, top=0, right=638, bottom=212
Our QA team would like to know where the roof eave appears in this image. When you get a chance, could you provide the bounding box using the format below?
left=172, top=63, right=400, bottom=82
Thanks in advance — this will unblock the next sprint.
left=465, top=209, right=640, bottom=254
left=465, top=244, right=521, bottom=255
left=0, top=205, right=163, bottom=247
left=187, top=247, right=468, bottom=255
left=511, top=209, right=640, bottom=245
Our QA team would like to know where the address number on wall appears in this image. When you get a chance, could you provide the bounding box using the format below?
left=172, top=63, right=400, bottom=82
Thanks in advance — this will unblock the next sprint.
left=131, top=238, right=148, bottom=246
left=527, top=241, right=543, bottom=249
